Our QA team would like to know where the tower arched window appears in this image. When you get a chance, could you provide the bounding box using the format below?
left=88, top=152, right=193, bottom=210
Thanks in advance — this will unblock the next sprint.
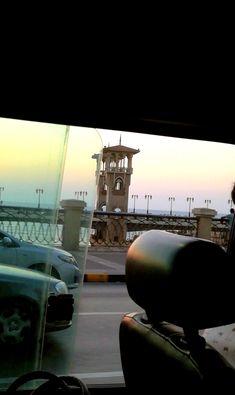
left=115, top=177, right=123, bottom=191
left=110, top=160, right=116, bottom=168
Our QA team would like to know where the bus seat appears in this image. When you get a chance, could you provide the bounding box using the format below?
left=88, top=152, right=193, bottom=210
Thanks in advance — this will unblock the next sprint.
left=119, top=230, right=235, bottom=392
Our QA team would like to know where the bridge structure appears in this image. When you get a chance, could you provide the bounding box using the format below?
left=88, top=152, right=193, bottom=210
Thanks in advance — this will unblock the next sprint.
left=0, top=204, right=229, bottom=249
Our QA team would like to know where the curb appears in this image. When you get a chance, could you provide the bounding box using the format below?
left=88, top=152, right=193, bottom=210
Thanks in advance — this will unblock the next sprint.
left=84, top=273, right=126, bottom=282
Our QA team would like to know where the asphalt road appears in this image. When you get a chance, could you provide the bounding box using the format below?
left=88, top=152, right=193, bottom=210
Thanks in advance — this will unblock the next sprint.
left=71, top=249, right=128, bottom=277
left=85, top=250, right=128, bottom=275
left=0, top=252, right=134, bottom=388
left=41, top=282, right=142, bottom=385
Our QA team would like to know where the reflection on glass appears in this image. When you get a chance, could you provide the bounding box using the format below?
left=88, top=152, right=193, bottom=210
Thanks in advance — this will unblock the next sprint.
left=0, top=118, right=102, bottom=387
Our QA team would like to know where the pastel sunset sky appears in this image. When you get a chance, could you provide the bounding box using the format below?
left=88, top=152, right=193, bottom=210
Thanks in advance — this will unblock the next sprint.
left=97, top=128, right=235, bottom=215
left=1, top=118, right=234, bottom=215
left=0, top=118, right=102, bottom=210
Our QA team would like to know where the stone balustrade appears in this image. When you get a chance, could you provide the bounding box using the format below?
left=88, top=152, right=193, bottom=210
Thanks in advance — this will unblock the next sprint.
left=0, top=203, right=228, bottom=250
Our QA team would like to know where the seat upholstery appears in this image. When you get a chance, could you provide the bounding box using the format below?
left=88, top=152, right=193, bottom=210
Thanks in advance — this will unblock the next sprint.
left=119, top=230, right=235, bottom=392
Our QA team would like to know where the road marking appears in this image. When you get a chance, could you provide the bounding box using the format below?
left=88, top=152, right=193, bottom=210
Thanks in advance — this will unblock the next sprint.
left=78, top=312, right=129, bottom=316
left=87, top=255, right=124, bottom=270
left=73, top=371, right=124, bottom=379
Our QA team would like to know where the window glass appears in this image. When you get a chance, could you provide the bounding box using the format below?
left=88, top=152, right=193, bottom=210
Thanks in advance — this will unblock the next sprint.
left=85, top=128, right=235, bottom=385
left=2, top=121, right=235, bottom=389
left=0, top=118, right=102, bottom=388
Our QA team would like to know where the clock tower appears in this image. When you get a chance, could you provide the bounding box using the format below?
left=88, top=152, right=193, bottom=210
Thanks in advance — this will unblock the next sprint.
left=96, top=139, right=140, bottom=212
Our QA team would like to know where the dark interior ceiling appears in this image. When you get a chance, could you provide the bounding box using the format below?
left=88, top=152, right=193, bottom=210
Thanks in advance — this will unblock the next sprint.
left=0, top=63, right=233, bottom=145
left=1, top=23, right=233, bottom=145
left=0, top=98, right=232, bottom=145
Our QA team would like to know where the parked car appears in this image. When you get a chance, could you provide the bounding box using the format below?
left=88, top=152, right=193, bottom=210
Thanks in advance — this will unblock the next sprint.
left=0, top=263, right=74, bottom=346
left=0, top=230, right=80, bottom=289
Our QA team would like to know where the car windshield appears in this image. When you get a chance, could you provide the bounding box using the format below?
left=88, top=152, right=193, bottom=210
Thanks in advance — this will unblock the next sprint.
left=1, top=118, right=235, bottom=390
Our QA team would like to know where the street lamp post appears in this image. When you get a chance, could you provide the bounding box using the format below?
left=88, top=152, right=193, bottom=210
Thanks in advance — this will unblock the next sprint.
left=36, top=188, right=43, bottom=209
left=205, top=199, right=211, bottom=208
left=145, top=194, right=152, bottom=215
left=0, top=187, right=4, bottom=205
left=168, top=196, right=175, bottom=216
left=75, top=191, right=87, bottom=201
left=186, top=197, right=194, bottom=217
left=131, top=194, right=138, bottom=213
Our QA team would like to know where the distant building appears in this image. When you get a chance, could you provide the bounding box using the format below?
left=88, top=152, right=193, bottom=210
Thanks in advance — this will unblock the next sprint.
left=96, top=139, right=140, bottom=212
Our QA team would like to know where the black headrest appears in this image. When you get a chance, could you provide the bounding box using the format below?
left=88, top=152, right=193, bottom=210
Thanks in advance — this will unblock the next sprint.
left=126, top=230, right=235, bottom=330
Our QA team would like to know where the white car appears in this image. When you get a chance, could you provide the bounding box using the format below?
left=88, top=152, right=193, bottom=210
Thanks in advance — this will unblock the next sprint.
left=0, top=229, right=80, bottom=289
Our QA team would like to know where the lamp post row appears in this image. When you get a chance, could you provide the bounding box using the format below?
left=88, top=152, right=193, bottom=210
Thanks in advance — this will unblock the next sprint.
left=75, top=191, right=88, bottom=201
left=1, top=188, right=89, bottom=208
left=0, top=186, right=232, bottom=212
left=131, top=195, right=215, bottom=217
left=132, top=194, right=153, bottom=214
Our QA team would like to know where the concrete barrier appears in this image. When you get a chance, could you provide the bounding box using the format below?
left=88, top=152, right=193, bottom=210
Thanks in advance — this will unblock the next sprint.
left=84, top=273, right=126, bottom=282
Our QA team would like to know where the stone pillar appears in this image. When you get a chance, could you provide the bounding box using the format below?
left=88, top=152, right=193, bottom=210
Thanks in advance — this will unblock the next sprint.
left=192, top=208, right=217, bottom=240
left=60, top=199, right=86, bottom=250
left=106, top=154, right=110, bottom=170
left=127, top=154, right=133, bottom=169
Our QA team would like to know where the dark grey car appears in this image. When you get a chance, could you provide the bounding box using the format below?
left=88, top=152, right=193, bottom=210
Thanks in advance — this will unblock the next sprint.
left=0, top=264, right=74, bottom=346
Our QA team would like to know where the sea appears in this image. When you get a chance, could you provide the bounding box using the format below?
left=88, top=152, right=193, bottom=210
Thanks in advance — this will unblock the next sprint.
left=127, top=208, right=225, bottom=218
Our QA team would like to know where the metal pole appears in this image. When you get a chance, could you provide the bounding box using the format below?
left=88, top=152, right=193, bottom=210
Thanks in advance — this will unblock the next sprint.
left=80, top=191, right=87, bottom=201
left=132, top=194, right=138, bottom=213
left=36, top=188, right=43, bottom=209
left=145, top=194, right=152, bottom=215
left=205, top=199, right=211, bottom=208
left=75, top=191, right=87, bottom=201
left=169, top=197, right=175, bottom=216
left=187, top=197, right=194, bottom=217
left=0, top=187, right=4, bottom=205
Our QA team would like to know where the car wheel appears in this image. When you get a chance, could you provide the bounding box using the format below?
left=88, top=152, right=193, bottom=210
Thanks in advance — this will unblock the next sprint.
left=0, top=300, right=36, bottom=346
